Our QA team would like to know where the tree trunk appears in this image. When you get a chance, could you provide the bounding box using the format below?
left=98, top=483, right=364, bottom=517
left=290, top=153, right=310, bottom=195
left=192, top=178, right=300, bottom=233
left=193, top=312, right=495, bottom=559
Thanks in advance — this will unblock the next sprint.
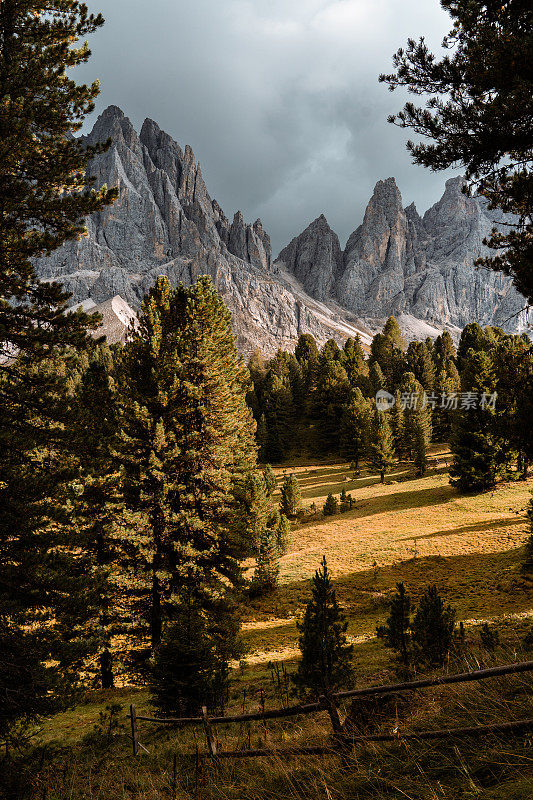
left=380, top=470, right=385, bottom=484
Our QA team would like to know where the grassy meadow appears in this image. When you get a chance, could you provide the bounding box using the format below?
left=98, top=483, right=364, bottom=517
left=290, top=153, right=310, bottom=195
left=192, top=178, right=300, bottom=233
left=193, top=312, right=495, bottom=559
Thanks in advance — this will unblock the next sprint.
left=26, top=452, right=533, bottom=799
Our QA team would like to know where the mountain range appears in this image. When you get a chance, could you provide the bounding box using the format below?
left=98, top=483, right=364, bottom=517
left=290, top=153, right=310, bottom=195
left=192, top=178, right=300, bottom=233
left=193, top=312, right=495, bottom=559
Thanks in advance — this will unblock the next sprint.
left=35, top=106, right=530, bottom=352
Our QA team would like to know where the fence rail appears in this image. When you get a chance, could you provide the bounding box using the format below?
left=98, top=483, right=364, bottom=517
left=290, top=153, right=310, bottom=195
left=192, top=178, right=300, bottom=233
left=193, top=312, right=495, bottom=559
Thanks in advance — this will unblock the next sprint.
left=128, top=658, right=533, bottom=759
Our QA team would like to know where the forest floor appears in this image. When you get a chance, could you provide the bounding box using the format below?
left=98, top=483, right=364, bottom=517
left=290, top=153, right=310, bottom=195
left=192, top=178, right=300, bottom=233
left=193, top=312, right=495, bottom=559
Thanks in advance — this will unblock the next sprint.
left=29, top=451, right=533, bottom=800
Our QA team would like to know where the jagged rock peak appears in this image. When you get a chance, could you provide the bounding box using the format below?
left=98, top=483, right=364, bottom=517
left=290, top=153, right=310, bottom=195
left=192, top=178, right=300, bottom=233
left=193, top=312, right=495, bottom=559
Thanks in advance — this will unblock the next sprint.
left=276, top=213, right=343, bottom=301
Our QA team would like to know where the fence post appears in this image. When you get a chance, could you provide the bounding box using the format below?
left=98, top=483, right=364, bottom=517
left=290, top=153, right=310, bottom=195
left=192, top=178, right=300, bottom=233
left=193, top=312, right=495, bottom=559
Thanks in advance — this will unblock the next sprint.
left=202, top=706, right=217, bottom=758
left=130, top=704, right=139, bottom=756
left=319, top=694, right=344, bottom=738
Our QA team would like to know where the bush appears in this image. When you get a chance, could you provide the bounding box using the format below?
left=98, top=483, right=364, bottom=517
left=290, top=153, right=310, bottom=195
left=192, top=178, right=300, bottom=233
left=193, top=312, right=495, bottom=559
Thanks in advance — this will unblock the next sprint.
left=323, top=493, right=338, bottom=516
left=480, top=623, right=499, bottom=651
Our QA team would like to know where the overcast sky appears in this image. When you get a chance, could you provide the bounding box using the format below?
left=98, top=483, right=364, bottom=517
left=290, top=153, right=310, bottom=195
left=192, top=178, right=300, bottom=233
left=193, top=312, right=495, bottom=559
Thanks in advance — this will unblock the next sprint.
left=77, top=0, right=460, bottom=254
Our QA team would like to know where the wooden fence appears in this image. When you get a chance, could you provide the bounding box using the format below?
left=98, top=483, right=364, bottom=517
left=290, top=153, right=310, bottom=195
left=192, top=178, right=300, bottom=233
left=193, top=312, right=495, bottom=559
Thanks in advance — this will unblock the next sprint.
left=128, top=658, right=533, bottom=759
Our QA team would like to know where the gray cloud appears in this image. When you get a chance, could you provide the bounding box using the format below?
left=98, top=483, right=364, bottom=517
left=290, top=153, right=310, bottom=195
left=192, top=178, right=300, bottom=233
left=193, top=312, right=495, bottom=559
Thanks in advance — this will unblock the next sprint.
left=76, top=0, right=461, bottom=253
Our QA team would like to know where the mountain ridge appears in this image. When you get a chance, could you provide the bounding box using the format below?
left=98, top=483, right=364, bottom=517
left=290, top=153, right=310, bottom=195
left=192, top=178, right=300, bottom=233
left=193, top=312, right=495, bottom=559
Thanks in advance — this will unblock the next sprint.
left=34, top=106, right=530, bottom=353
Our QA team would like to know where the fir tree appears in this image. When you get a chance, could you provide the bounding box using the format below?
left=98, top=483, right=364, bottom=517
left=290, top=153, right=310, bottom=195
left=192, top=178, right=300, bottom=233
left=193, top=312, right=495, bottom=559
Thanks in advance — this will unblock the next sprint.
left=412, top=586, right=456, bottom=667
left=280, top=473, right=302, bottom=518
left=391, top=390, right=406, bottom=458
left=323, top=493, right=338, bottom=516
left=369, top=361, right=386, bottom=395
left=116, top=276, right=257, bottom=653
left=250, top=525, right=280, bottom=596
left=315, top=360, right=351, bottom=452
left=0, top=1, right=116, bottom=745
left=450, top=350, right=506, bottom=492
left=343, top=335, right=368, bottom=386
left=339, top=388, right=370, bottom=468
left=150, top=601, right=238, bottom=715
left=407, top=341, right=436, bottom=392
left=381, top=1, right=533, bottom=303
left=376, top=583, right=412, bottom=665
left=368, top=409, right=395, bottom=483
left=276, top=512, right=291, bottom=556
left=294, top=557, right=354, bottom=694
left=263, top=464, right=278, bottom=496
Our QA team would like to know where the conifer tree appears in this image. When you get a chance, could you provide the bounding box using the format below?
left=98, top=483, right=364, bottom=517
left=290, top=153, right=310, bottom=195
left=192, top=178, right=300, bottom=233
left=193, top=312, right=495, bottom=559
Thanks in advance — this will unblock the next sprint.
left=368, top=409, right=395, bottom=483
left=150, top=600, right=238, bottom=715
left=280, top=473, right=302, bottom=518
left=250, top=526, right=280, bottom=596
left=339, top=388, right=370, bottom=468
left=276, top=512, right=292, bottom=556
left=369, top=361, right=387, bottom=395
left=377, top=583, right=412, bottom=665
left=412, top=586, right=456, bottom=667
left=116, top=276, right=257, bottom=652
left=0, top=1, right=116, bottom=745
left=343, top=335, right=368, bottom=386
left=381, top=1, right=533, bottom=303
left=294, top=557, right=354, bottom=694
left=323, top=493, right=338, bottom=516
left=315, top=360, right=351, bottom=452
left=391, top=389, right=406, bottom=458
left=450, top=350, right=506, bottom=491
left=370, top=318, right=406, bottom=384
left=407, top=341, right=436, bottom=392
left=263, top=464, right=278, bottom=496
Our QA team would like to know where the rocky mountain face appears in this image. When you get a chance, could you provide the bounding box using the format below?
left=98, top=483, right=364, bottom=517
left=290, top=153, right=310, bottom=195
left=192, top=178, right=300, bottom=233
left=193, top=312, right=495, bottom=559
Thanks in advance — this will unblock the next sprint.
left=277, top=176, right=527, bottom=332
left=277, top=215, right=344, bottom=302
left=36, top=106, right=375, bottom=354
left=35, top=106, right=528, bottom=354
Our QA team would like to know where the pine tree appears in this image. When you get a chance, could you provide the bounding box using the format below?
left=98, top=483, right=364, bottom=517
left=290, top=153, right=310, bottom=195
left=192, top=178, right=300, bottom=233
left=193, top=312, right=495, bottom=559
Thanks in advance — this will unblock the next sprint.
left=116, top=276, right=257, bottom=654
left=0, top=1, right=116, bottom=745
left=370, top=318, right=406, bottom=385
left=376, top=583, right=412, bottom=665
left=412, top=586, right=456, bottom=667
left=343, top=336, right=368, bottom=386
left=294, top=557, right=354, bottom=694
left=407, top=341, right=436, bottom=392
left=263, top=464, right=278, bottom=496
left=150, top=600, right=238, bottom=715
left=315, top=360, right=351, bottom=453
left=323, top=493, right=338, bottom=516
left=339, top=388, right=370, bottom=468
left=398, top=372, right=432, bottom=474
left=276, top=512, right=291, bottom=556
left=280, top=473, right=302, bottom=518
left=339, top=487, right=350, bottom=513
left=368, top=409, right=395, bottom=483
left=250, top=525, right=280, bottom=596
left=450, top=350, right=506, bottom=492
left=381, top=2, right=533, bottom=303
left=369, top=361, right=386, bottom=396
left=391, top=390, right=406, bottom=458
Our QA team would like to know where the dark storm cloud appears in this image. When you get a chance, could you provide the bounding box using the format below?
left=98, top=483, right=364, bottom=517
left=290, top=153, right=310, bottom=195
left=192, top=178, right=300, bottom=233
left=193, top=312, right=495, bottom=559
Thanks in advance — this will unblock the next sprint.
left=76, top=0, right=462, bottom=253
